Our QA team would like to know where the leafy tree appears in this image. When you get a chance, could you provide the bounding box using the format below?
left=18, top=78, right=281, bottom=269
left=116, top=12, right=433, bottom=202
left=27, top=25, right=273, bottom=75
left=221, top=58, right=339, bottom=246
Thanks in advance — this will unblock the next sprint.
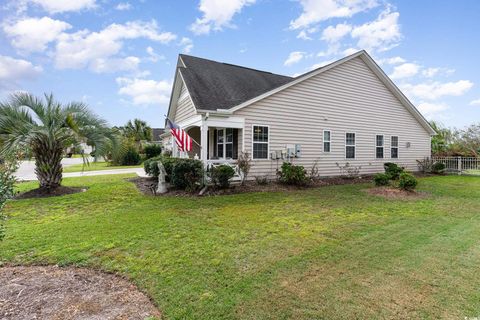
left=430, top=121, right=453, bottom=155
left=453, top=123, right=480, bottom=157
left=120, top=118, right=153, bottom=143
left=0, top=93, right=118, bottom=191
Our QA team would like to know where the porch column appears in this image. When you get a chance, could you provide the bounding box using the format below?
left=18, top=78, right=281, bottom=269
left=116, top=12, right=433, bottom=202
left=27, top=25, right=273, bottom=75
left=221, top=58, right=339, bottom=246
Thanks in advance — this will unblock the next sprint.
left=200, top=120, right=208, bottom=164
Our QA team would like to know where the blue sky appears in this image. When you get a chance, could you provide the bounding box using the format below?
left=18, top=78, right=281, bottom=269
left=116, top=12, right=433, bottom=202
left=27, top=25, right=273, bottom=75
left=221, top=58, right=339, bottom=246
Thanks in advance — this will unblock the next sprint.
left=0, top=0, right=479, bottom=129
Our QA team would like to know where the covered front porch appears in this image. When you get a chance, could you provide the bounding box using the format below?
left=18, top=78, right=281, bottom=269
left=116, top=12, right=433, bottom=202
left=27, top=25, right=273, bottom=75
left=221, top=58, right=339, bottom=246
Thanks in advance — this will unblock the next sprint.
left=171, top=115, right=244, bottom=173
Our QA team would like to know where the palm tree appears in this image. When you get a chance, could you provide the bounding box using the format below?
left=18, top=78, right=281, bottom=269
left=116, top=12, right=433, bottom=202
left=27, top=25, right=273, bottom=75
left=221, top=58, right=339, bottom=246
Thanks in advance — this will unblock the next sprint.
left=0, top=93, right=118, bottom=191
left=121, top=118, right=153, bottom=143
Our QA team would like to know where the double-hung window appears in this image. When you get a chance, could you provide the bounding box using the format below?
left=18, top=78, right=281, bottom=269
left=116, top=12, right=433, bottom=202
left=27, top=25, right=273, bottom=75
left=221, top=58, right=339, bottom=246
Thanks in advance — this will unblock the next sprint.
left=376, top=135, right=384, bottom=159
left=391, top=136, right=399, bottom=159
left=323, top=130, right=331, bottom=152
left=345, top=132, right=356, bottom=159
left=216, top=128, right=235, bottom=159
left=253, top=125, right=269, bottom=159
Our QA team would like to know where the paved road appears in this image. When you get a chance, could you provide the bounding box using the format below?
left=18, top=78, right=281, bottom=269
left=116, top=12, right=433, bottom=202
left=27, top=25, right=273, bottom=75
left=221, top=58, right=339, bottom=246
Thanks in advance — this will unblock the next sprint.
left=14, top=158, right=147, bottom=181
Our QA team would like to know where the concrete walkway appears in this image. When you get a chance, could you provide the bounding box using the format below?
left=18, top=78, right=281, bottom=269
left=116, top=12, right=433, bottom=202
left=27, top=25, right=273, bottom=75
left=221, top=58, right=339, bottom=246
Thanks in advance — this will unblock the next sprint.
left=14, top=159, right=147, bottom=181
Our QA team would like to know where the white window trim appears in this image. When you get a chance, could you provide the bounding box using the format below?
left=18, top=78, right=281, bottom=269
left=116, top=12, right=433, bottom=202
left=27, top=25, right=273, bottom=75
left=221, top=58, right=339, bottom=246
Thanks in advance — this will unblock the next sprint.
left=345, top=132, right=356, bottom=160
left=391, top=135, right=399, bottom=159
left=375, top=134, right=385, bottom=159
left=215, top=128, right=234, bottom=160
left=323, top=130, right=331, bottom=153
left=252, top=124, right=270, bottom=160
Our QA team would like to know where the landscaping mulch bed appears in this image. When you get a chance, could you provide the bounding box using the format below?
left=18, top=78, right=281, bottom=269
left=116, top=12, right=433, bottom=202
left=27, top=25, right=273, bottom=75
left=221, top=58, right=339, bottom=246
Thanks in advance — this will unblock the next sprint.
left=129, top=175, right=373, bottom=197
left=0, top=266, right=161, bottom=320
left=15, top=186, right=87, bottom=199
left=366, top=186, right=429, bottom=200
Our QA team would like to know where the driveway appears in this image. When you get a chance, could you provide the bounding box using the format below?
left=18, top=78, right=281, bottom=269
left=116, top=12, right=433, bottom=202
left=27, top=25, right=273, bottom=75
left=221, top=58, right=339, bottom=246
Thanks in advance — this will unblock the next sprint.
left=14, top=158, right=147, bottom=181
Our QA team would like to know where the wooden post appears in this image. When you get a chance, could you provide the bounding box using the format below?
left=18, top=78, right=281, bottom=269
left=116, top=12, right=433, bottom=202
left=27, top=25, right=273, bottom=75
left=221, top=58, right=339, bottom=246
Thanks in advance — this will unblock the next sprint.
left=458, top=156, right=462, bottom=175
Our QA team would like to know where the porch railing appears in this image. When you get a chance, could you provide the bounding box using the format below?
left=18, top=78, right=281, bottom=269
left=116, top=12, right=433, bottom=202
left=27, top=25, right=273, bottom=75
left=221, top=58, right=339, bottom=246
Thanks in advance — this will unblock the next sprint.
left=206, top=159, right=242, bottom=181
left=430, top=156, right=480, bottom=175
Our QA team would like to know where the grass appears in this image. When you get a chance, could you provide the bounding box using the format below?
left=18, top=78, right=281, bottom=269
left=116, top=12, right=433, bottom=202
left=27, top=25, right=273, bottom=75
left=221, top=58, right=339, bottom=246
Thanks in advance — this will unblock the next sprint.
left=63, top=161, right=142, bottom=173
left=1, top=175, right=480, bottom=319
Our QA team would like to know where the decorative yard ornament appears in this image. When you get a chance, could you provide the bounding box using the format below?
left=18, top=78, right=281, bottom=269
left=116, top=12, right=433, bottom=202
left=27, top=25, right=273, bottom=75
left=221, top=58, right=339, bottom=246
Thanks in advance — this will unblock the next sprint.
left=156, top=161, right=168, bottom=194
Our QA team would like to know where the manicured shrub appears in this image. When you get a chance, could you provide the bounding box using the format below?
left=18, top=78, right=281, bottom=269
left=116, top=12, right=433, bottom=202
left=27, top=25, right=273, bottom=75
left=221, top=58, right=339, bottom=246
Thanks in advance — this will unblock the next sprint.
left=171, top=159, right=204, bottom=191
left=398, top=172, right=418, bottom=191
left=144, top=144, right=162, bottom=159
left=209, top=165, right=235, bottom=189
left=278, top=162, right=309, bottom=186
left=373, top=173, right=390, bottom=186
left=384, top=162, right=404, bottom=180
left=0, top=157, right=18, bottom=241
left=431, top=161, right=446, bottom=174
left=121, top=146, right=141, bottom=165
left=144, top=155, right=162, bottom=177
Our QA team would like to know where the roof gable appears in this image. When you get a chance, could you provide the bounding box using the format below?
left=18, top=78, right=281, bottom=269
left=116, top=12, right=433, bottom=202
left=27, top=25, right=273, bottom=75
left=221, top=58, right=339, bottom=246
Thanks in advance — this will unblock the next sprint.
left=226, top=50, right=435, bottom=135
left=178, top=54, right=293, bottom=111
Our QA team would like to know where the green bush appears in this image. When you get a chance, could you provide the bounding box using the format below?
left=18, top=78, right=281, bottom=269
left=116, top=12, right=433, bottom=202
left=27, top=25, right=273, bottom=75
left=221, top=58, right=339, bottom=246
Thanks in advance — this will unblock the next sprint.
left=398, top=172, right=418, bottom=191
left=209, top=165, right=235, bottom=189
left=144, top=155, right=162, bottom=177
left=171, top=159, right=204, bottom=191
left=431, top=161, right=446, bottom=174
left=277, top=162, right=309, bottom=186
left=373, top=173, right=390, bottom=186
left=0, top=157, right=18, bottom=241
left=384, top=162, right=404, bottom=180
left=121, top=146, right=141, bottom=165
left=144, top=144, right=162, bottom=159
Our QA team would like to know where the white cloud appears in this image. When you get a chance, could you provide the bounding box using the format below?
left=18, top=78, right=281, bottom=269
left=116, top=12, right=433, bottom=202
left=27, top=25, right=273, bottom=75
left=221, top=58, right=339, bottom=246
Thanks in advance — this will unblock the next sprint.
left=351, top=8, right=401, bottom=52
left=180, top=37, right=194, bottom=53
left=115, top=2, right=131, bottom=10
left=146, top=46, right=164, bottom=62
left=190, top=0, right=256, bottom=35
left=90, top=56, right=140, bottom=73
left=469, top=99, right=480, bottom=106
left=342, top=47, right=359, bottom=55
left=28, top=0, right=96, bottom=14
left=321, top=23, right=352, bottom=42
left=116, top=77, right=171, bottom=105
left=402, top=80, right=473, bottom=100
left=417, top=102, right=449, bottom=118
left=378, top=56, right=406, bottom=65
left=297, top=30, right=312, bottom=40
left=284, top=51, right=305, bottom=66
left=290, top=0, right=378, bottom=30
left=390, top=62, right=420, bottom=79
left=3, top=16, right=72, bottom=52
left=422, top=67, right=439, bottom=78
left=54, top=20, right=176, bottom=72
left=0, top=55, right=42, bottom=89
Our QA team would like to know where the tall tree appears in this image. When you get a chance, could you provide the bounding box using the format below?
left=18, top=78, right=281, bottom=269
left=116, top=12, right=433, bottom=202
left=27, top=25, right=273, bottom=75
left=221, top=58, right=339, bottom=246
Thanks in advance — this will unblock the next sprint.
left=430, top=120, right=453, bottom=155
left=121, top=118, right=153, bottom=143
left=0, top=93, right=118, bottom=191
left=454, top=123, right=480, bottom=157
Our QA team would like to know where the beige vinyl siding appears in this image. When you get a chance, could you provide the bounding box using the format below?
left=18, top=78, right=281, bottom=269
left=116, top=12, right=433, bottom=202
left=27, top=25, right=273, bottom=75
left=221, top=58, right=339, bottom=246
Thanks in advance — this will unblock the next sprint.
left=174, top=83, right=196, bottom=123
left=235, top=57, right=431, bottom=178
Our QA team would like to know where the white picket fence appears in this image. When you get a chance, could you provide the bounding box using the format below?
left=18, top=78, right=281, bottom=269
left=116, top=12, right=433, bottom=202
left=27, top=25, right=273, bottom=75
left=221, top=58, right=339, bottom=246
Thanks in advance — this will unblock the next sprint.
left=431, top=156, right=480, bottom=175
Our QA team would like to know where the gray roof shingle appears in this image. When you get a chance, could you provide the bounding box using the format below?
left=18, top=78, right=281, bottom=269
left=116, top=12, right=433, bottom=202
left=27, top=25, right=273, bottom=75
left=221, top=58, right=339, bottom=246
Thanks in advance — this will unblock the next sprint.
left=178, top=54, right=294, bottom=111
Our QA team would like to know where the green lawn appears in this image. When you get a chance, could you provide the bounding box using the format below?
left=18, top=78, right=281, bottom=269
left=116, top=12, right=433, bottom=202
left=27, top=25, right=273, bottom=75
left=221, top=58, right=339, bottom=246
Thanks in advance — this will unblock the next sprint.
left=63, top=161, right=142, bottom=172
left=1, top=175, right=480, bottom=319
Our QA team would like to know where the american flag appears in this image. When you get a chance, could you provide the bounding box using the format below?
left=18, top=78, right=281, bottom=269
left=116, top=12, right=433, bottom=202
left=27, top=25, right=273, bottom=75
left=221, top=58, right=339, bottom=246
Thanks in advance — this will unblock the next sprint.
left=166, top=118, right=192, bottom=152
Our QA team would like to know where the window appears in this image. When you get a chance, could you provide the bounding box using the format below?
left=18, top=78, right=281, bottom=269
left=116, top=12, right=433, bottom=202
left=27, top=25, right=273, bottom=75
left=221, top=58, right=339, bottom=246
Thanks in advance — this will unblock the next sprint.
left=323, top=130, right=331, bottom=152
left=345, top=132, right=356, bottom=159
left=376, top=135, right=384, bottom=159
left=253, top=125, right=269, bottom=159
left=391, top=136, right=399, bottom=159
left=216, top=128, right=235, bottom=159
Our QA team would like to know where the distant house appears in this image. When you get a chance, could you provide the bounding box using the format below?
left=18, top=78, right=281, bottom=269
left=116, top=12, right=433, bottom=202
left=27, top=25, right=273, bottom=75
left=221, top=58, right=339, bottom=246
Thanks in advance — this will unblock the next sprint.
left=161, top=50, right=434, bottom=178
left=151, top=128, right=165, bottom=143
